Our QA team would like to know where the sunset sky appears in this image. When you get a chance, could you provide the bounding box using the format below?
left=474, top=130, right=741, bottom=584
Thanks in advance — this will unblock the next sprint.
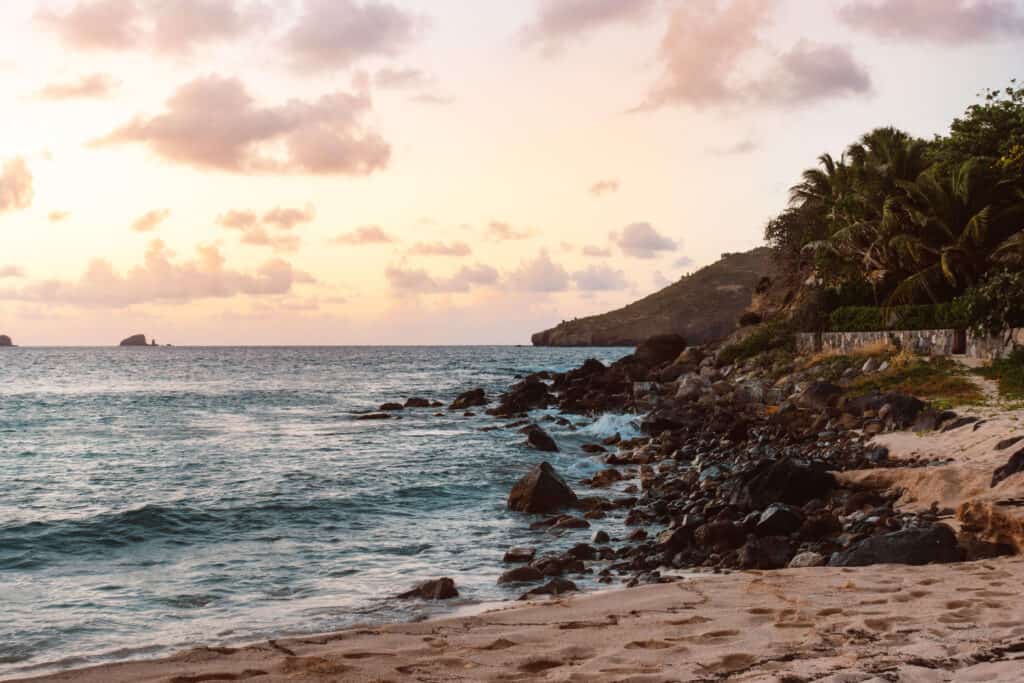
left=1, top=0, right=1022, bottom=345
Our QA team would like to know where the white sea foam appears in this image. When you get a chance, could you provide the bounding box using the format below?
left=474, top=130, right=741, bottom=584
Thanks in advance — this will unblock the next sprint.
left=579, top=413, right=642, bottom=440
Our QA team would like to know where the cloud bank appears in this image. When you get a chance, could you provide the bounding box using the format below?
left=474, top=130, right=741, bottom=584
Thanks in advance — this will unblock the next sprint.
left=839, top=0, right=1024, bottom=43
left=0, top=239, right=311, bottom=307
left=642, top=0, right=871, bottom=110
left=131, top=208, right=171, bottom=233
left=331, top=225, right=395, bottom=245
left=386, top=263, right=498, bottom=293
left=522, top=0, right=658, bottom=54
left=611, top=222, right=677, bottom=259
left=94, top=75, right=391, bottom=176
left=36, top=73, right=119, bottom=100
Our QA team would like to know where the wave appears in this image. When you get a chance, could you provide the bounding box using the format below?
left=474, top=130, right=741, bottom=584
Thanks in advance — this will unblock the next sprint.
left=578, top=413, right=642, bottom=440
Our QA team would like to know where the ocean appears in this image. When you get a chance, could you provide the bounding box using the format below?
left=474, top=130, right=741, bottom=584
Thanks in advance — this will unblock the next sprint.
left=0, top=346, right=636, bottom=678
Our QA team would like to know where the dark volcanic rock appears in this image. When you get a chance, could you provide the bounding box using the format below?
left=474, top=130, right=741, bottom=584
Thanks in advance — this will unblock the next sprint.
left=829, top=525, right=961, bottom=567
left=119, top=334, right=149, bottom=346
left=693, top=521, right=745, bottom=551
left=356, top=413, right=392, bottom=421
left=992, top=447, right=1024, bottom=488
left=799, top=382, right=842, bottom=412
left=498, top=566, right=544, bottom=584
left=404, top=397, right=431, bottom=408
left=503, top=547, right=536, bottom=563
left=739, top=536, right=795, bottom=569
left=508, top=462, right=578, bottom=514
left=492, top=377, right=554, bottom=416
left=633, top=334, right=688, bottom=367
left=518, top=578, right=578, bottom=600
left=524, top=426, right=559, bottom=452
left=755, top=504, right=803, bottom=537
left=0, top=334, right=12, bottom=347
left=379, top=403, right=404, bottom=411
left=450, top=388, right=487, bottom=410
left=398, top=577, right=459, bottom=600
left=735, top=459, right=836, bottom=509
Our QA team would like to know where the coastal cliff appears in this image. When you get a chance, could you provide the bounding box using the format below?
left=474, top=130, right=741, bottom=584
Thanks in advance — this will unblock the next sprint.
left=532, top=247, right=776, bottom=347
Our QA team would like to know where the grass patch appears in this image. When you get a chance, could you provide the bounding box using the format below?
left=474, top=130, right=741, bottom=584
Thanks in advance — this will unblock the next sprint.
left=848, top=356, right=984, bottom=408
left=975, top=348, right=1024, bottom=401
left=718, top=322, right=795, bottom=367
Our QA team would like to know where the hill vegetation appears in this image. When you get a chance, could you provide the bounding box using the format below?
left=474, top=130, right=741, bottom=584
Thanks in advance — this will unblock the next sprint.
left=531, top=248, right=776, bottom=347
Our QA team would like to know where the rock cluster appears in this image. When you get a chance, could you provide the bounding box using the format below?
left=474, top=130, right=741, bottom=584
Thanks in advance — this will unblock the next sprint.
left=492, top=335, right=989, bottom=593
left=0, top=334, right=12, bottom=347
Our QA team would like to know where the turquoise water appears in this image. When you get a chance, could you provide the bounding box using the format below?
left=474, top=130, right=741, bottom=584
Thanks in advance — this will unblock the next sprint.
left=0, top=346, right=635, bottom=677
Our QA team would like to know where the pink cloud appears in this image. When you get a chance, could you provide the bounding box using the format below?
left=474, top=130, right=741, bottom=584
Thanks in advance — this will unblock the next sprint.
left=0, top=266, right=25, bottom=279
left=0, top=239, right=312, bottom=307
left=508, top=251, right=570, bottom=292
left=331, top=225, right=395, bottom=245
left=263, top=206, right=315, bottom=230
left=0, top=158, right=33, bottom=213
left=486, top=221, right=534, bottom=241
left=93, top=75, right=390, bottom=176
left=839, top=0, right=1024, bottom=43
left=610, top=222, right=677, bottom=259
left=374, top=67, right=431, bottom=89
left=217, top=209, right=259, bottom=229
left=35, top=73, right=119, bottom=100
left=589, top=179, right=619, bottom=196
left=48, top=211, right=71, bottom=222
left=641, top=0, right=870, bottom=110
left=285, top=0, right=423, bottom=71
left=36, top=0, right=268, bottom=54
left=386, top=263, right=498, bottom=293
left=522, top=0, right=658, bottom=54
left=407, top=241, right=471, bottom=257
left=131, top=208, right=171, bottom=233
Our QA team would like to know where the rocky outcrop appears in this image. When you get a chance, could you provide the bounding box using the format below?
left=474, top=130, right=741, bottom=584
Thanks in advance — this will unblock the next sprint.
left=829, top=526, right=962, bottom=567
left=397, top=577, right=459, bottom=600
left=508, top=462, right=578, bottom=514
left=531, top=247, right=776, bottom=346
left=0, top=335, right=12, bottom=346
left=450, top=388, right=487, bottom=410
left=119, top=334, right=150, bottom=347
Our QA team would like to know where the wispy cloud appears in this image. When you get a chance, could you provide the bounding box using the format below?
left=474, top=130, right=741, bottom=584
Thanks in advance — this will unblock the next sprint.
left=408, top=241, right=472, bottom=256
left=331, top=225, right=395, bottom=245
left=0, top=158, right=33, bottom=213
left=521, top=0, right=658, bottom=55
left=839, top=0, right=1024, bottom=43
left=589, top=179, right=619, bottom=196
left=486, top=221, right=534, bottom=241
left=131, top=208, right=171, bottom=233
left=35, top=73, right=119, bottom=100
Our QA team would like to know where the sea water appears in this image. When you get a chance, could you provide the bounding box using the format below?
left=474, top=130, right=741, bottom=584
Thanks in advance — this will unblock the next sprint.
left=0, top=346, right=636, bottom=677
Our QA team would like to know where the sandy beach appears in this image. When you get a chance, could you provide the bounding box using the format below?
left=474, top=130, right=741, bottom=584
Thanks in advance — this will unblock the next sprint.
left=15, top=557, right=1024, bottom=682
left=14, top=398, right=1024, bottom=683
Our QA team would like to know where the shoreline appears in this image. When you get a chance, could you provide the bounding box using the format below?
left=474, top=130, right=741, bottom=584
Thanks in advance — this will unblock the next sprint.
left=12, top=342, right=1024, bottom=680
left=13, top=556, right=1024, bottom=682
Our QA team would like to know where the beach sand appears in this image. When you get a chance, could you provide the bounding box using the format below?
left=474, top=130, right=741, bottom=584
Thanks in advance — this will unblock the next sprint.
left=15, top=404, right=1024, bottom=682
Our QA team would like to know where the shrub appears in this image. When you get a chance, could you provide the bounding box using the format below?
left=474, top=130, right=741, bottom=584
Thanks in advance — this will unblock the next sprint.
left=827, top=302, right=969, bottom=332
left=738, top=311, right=763, bottom=327
left=718, top=322, right=795, bottom=366
left=976, top=346, right=1024, bottom=401
left=960, top=270, right=1024, bottom=337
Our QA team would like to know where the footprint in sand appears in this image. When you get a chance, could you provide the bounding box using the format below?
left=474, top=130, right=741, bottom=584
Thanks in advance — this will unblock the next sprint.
left=625, top=640, right=672, bottom=650
left=518, top=658, right=563, bottom=673
left=342, top=651, right=395, bottom=659
left=168, top=672, right=268, bottom=683
left=477, top=638, right=517, bottom=651
left=668, top=615, right=712, bottom=626
left=701, top=653, right=759, bottom=674
left=817, top=607, right=844, bottom=617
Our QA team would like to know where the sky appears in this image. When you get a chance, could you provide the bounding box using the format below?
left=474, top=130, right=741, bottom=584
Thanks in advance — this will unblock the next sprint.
left=0, top=0, right=1022, bottom=345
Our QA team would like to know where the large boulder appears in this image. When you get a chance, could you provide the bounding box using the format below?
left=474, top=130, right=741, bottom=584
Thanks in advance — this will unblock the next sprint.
left=397, top=577, right=459, bottom=600
left=524, top=426, right=559, bottom=452
left=798, top=382, right=843, bottom=412
left=829, top=525, right=961, bottom=567
left=992, top=447, right=1024, bottom=488
left=450, top=388, right=487, bottom=410
left=733, top=459, right=836, bottom=509
left=518, top=578, right=578, bottom=600
left=508, top=462, right=578, bottom=514
left=492, top=377, right=554, bottom=416
left=0, top=334, right=12, bottom=346
left=119, top=334, right=149, bottom=346
left=633, top=334, right=688, bottom=367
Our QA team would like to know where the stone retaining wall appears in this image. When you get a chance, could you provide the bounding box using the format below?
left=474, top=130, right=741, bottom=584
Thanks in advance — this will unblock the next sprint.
left=796, top=328, right=1024, bottom=360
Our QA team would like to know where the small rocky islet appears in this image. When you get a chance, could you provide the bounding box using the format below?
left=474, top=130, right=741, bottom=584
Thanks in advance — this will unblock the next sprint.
left=394, top=333, right=1012, bottom=601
